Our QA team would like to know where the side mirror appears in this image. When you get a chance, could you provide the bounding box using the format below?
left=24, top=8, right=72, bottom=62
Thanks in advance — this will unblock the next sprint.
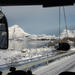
left=0, top=11, right=8, bottom=49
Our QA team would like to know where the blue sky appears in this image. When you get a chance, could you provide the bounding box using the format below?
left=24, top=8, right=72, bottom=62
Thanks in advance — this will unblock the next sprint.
left=2, top=5, right=75, bottom=36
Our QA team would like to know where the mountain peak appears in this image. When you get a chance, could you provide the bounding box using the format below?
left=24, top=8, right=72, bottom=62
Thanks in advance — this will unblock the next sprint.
left=9, top=24, right=30, bottom=39
left=13, top=24, right=19, bottom=28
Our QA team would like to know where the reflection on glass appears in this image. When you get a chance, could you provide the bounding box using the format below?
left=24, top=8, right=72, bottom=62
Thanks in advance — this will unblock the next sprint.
left=0, top=11, right=8, bottom=49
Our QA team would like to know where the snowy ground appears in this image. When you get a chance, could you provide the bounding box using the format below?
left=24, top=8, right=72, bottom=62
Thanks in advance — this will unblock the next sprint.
left=33, top=51, right=75, bottom=75
left=0, top=47, right=53, bottom=68
left=0, top=47, right=74, bottom=66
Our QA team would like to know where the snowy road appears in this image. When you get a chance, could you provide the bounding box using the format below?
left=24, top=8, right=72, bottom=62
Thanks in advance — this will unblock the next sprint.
left=33, top=53, right=75, bottom=75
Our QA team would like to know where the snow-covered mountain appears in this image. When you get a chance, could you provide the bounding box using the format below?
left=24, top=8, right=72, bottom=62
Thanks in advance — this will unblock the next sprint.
left=60, top=29, right=75, bottom=39
left=9, top=25, right=30, bottom=39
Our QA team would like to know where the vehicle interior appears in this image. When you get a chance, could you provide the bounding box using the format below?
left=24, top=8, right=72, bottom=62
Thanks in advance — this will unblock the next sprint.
left=0, top=0, right=75, bottom=75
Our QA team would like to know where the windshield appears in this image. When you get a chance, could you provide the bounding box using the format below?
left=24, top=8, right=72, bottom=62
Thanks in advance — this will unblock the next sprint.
left=0, top=5, right=75, bottom=75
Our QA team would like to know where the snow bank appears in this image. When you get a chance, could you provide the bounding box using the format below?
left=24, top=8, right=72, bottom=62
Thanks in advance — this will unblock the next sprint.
left=0, top=47, right=52, bottom=66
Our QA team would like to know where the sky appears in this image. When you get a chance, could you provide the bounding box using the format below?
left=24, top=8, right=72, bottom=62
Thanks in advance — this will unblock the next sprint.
left=1, top=5, right=75, bottom=36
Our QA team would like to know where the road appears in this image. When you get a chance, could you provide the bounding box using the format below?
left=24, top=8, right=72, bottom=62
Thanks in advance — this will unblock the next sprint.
left=33, top=51, right=75, bottom=75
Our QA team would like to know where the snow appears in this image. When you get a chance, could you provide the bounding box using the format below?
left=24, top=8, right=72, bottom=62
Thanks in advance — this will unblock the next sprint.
left=0, top=50, right=21, bottom=65
left=60, top=29, right=75, bottom=39
left=33, top=53, right=75, bottom=75
left=68, top=65, right=75, bottom=72
left=28, top=34, right=56, bottom=40
left=9, top=25, right=30, bottom=39
left=0, top=47, right=52, bottom=66
left=70, top=48, right=75, bottom=51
